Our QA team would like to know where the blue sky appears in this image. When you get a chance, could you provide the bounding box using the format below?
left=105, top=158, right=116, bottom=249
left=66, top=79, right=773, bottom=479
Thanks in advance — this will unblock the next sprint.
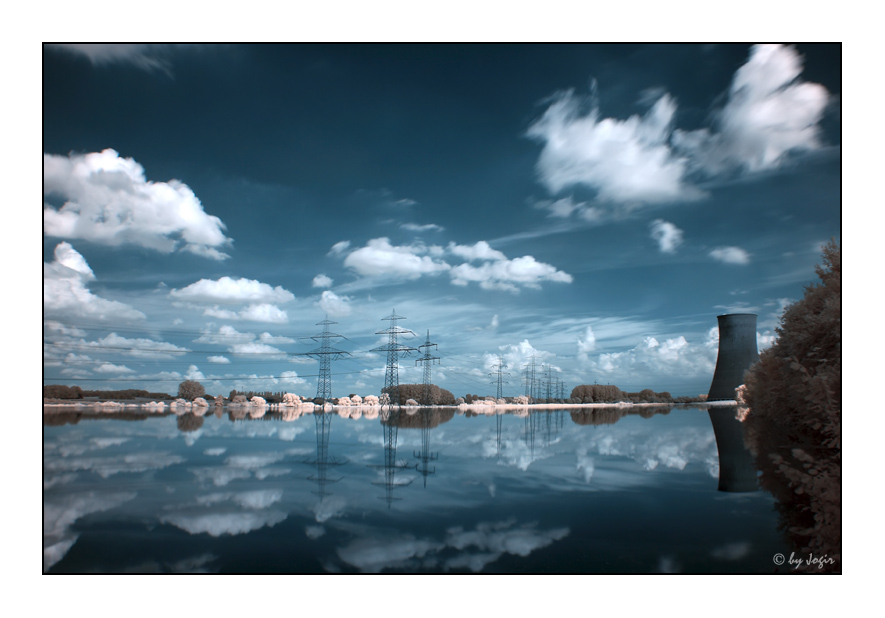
left=42, top=43, right=841, bottom=399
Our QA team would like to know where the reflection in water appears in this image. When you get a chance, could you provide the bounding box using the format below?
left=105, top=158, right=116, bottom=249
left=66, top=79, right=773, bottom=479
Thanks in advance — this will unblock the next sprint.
left=43, top=404, right=787, bottom=573
left=305, top=411, right=344, bottom=499
left=372, top=408, right=416, bottom=506
left=707, top=407, right=758, bottom=492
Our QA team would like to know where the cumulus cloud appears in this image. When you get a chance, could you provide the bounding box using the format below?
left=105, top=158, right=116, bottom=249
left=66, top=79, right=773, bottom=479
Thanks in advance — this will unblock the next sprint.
left=450, top=255, right=572, bottom=293
left=312, top=274, right=333, bottom=288
left=44, top=242, right=146, bottom=322
left=584, top=333, right=717, bottom=381
left=649, top=219, right=684, bottom=253
left=44, top=149, right=232, bottom=259
left=577, top=326, right=596, bottom=360
left=447, top=241, right=507, bottom=262
left=673, top=45, right=830, bottom=175
left=710, top=246, right=751, bottom=265
left=528, top=45, right=830, bottom=209
left=93, top=362, right=135, bottom=374
left=528, top=90, right=700, bottom=204
left=170, top=276, right=294, bottom=304
left=338, top=237, right=572, bottom=293
left=207, top=355, right=230, bottom=364
left=318, top=290, right=353, bottom=318
left=344, top=237, right=450, bottom=279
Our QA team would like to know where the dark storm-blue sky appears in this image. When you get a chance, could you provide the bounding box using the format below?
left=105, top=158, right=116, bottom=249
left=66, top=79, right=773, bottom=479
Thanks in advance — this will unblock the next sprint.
left=42, top=43, right=841, bottom=397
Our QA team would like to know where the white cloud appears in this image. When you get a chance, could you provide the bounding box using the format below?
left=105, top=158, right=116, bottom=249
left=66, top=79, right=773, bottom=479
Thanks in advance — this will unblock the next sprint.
left=328, top=240, right=351, bottom=256
left=194, top=325, right=256, bottom=346
left=339, top=237, right=572, bottom=293
left=45, top=44, right=175, bottom=72
left=318, top=290, right=353, bottom=318
left=710, top=246, right=751, bottom=265
left=527, top=91, right=700, bottom=204
left=401, top=222, right=444, bottom=233
left=237, top=303, right=289, bottom=323
left=649, top=219, right=684, bottom=253
left=344, top=237, right=451, bottom=278
left=170, top=276, right=294, bottom=304
left=584, top=333, right=717, bottom=382
left=447, top=241, right=507, bottom=262
left=528, top=45, right=829, bottom=209
left=207, top=356, right=230, bottom=364
left=673, top=45, right=829, bottom=175
left=577, top=326, right=596, bottom=360
left=44, top=149, right=232, bottom=259
left=450, top=255, right=572, bottom=293
left=534, top=197, right=604, bottom=222
left=43, top=242, right=146, bottom=322
left=312, top=274, right=333, bottom=288
left=84, top=333, right=190, bottom=359
left=94, top=362, right=135, bottom=374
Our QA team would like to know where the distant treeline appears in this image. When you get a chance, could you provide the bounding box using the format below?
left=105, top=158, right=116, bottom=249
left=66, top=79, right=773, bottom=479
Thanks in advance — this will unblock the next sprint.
left=570, top=384, right=703, bottom=404
left=43, top=385, right=172, bottom=400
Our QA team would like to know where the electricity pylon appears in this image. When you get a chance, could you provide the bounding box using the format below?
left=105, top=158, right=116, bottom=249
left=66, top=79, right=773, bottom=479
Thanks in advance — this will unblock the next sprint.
left=299, top=317, right=350, bottom=403
left=523, top=355, right=538, bottom=400
left=415, top=330, right=440, bottom=406
left=372, top=310, right=417, bottom=407
left=490, top=356, right=509, bottom=400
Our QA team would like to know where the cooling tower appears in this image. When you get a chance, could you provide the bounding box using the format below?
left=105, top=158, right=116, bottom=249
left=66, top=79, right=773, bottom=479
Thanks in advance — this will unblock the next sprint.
left=707, top=313, right=758, bottom=401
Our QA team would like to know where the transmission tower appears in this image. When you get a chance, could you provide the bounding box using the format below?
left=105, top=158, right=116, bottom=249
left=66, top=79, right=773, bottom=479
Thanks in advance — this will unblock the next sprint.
left=372, top=310, right=417, bottom=407
left=415, top=330, right=440, bottom=406
left=299, top=317, right=351, bottom=403
left=523, top=355, right=538, bottom=400
left=490, top=356, right=510, bottom=400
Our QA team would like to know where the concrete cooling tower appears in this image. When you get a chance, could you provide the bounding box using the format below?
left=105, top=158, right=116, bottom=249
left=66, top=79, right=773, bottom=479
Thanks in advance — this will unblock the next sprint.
left=708, top=313, right=758, bottom=401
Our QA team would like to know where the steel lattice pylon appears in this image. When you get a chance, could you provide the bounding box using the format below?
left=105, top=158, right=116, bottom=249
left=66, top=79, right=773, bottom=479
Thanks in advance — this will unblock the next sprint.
left=415, top=330, right=440, bottom=405
left=490, top=355, right=509, bottom=400
left=372, top=310, right=417, bottom=407
left=299, top=317, right=350, bottom=403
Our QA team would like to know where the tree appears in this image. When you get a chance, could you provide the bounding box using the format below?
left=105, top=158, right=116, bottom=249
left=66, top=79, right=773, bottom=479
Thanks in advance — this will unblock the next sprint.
left=742, top=238, right=840, bottom=571
left=178, top=380, right=205, bottom=401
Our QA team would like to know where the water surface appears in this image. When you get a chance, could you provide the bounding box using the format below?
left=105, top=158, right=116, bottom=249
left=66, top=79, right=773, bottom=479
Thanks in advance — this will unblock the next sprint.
left=43, top=405, right=786, bottom=573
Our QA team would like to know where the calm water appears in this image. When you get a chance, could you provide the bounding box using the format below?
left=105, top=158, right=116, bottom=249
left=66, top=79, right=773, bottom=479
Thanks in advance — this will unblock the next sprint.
left=43, top=405, right=787, bottom=573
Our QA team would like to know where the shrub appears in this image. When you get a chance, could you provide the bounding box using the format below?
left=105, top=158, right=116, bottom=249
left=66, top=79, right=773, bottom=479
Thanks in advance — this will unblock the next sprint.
left=742, top=238, right=840, bottom=571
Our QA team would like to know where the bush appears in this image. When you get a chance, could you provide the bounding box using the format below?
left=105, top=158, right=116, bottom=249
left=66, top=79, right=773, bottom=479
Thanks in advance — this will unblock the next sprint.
left=178, top=380, right=205, bottom=401
left=742, top=238, right=840, bottom=571
left=382, top=384, right=455, bottom=405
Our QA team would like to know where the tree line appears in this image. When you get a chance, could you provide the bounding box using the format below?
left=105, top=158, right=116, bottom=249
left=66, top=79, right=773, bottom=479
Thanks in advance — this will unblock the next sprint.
left=43, top=385, right=173, bottom=400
